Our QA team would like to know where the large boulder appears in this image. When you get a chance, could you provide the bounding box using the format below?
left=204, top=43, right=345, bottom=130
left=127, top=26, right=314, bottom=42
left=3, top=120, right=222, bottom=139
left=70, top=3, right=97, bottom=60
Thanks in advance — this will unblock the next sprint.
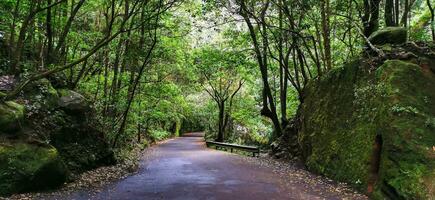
left=0, top=81, right=115, bottom=196
left=57, top=89, right=89, bottom=113
left=0, top=142, right=68, bottom=196
left=25, top=108, right=115, bottom=173
left=0, top=101, right=24, bottom=133
left=50, top=121, right=115, bottom=172
left=369, top=27, right=408, bottom=45
left=299, top=59, right=435, bottom=199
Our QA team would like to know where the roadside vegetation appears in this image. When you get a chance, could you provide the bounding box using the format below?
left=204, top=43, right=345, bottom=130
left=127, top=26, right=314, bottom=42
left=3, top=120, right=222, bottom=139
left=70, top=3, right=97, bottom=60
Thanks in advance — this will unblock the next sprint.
left=0, top=0, right=434, bottom=199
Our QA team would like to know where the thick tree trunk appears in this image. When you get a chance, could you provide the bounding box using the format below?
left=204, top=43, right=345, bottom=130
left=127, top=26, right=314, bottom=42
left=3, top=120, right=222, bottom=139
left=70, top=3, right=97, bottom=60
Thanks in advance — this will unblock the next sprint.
left=363, top=0, right=381, bottom=37
left=385, top=0, right=396, bottom=26
left=402, top=0, right=409, bottom=27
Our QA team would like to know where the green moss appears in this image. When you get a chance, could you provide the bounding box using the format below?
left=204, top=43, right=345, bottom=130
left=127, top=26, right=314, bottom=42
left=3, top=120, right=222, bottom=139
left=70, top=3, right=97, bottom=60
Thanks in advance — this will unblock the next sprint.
left=175, top=118, right=182, bottom=137
left=50, top=123, right=115, bottom=172
left=300, top=59, right=435, bottom=199
left=368, top=27, right=408, bottom=45
left=22, top=78, right=59, bottom=109
left=0, top=143, right=68, bottom=196
left=0, top=101, right=24, bottom=132
left=57, top=89, right=70, bottom=97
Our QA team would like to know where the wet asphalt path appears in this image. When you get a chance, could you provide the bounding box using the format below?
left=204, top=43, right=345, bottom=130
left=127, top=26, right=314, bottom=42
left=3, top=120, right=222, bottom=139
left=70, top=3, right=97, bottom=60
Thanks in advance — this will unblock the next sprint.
left=56, top=132, right=353, bottom=200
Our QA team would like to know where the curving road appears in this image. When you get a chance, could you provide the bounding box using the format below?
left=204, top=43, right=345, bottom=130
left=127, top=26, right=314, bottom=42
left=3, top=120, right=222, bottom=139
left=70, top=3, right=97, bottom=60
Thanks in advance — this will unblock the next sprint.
left=54, top=132, right=365, bottom=200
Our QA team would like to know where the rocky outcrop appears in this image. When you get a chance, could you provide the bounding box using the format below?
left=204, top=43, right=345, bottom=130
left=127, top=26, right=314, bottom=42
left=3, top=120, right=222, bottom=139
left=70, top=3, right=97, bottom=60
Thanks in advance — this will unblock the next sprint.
left=23, top=78, right=59, bottom=109
left=369, top=27, right=408, bottom=45
left=0, top=79, right=114, bottom=196
left=46, top=110, right=115, bottom=172
left=270, top=119, right=300, bottom=160
left=0, top=142, right=67, bottom=196
left=0, top=101, right=24, bottom=133
left=298, top=45, right=435, bottom=199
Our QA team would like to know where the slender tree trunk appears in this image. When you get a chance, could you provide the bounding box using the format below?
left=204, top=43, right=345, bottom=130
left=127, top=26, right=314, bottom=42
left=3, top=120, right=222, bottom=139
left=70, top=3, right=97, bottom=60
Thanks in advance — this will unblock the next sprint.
left=239, top=0, right=282, bottom=139
left=112, top=15, right=159, bottom=147
left=320, top=0, right=332, bottom=70
left=109, top=38, right=124, bottom=112
left=217, top=101, right=225, bottom=142
left=278, top=0, right=287, bottom=126
left=137, top=123, right=141, bottom=143
left=46, top=0, right=54, bottom=65
left=11, top=1, right=37, bottom=75
left=428, top=0, right=435, bottom=41
left=9, top=0, right=20, bottom=58
left=394, top=0, right=399, bottom=25
left=54, top=0, right=86, bottom=62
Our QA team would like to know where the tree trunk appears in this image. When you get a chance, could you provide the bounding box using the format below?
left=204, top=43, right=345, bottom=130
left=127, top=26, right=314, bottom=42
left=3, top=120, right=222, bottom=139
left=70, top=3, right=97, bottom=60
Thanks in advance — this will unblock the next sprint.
left=278, top=0, right=287, bottom=126
left=54, top=0, right=86, bottom=63
left=46, top=0, right=54, bottom=65
left=217, top=101, right=225, bottom=142
left=385, top=0, right=396, bottom=26
left=428, top=0, right=435, bottom=41
left=137, top=123, right=141, bottom=143
left=401, top=0, right=409, bottom=27
left=320, top=0, right=332, bottom=70
left=394, top=0, right=399, bottom=25
left=239, top=0, right=282, bottom=138
left=363, top=0, right=381, bottom=37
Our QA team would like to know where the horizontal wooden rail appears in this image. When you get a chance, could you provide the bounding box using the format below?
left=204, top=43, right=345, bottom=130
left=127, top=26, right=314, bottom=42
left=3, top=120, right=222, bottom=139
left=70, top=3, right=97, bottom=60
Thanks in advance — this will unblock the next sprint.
left=206, top=141, right=260, bottom=157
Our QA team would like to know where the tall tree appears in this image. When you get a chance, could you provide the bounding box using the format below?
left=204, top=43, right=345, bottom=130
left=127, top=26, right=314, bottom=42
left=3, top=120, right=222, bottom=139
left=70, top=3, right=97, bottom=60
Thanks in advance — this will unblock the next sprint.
left=320, top=0, right=332, bottom=70
left=238, top=0, right=283, bottom=139
left=362, top=0, right=381, bottom=36
left=195, top=48, right=247, bottom=142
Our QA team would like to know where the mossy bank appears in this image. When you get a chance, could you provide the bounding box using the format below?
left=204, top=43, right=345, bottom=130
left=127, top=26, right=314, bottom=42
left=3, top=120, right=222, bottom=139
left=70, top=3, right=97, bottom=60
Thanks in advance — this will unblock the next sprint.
left=0, top=143, right=67, bottom=195
left=299, top=45, right=435, bottom=199
left=0, top=79, right=114, bottom=196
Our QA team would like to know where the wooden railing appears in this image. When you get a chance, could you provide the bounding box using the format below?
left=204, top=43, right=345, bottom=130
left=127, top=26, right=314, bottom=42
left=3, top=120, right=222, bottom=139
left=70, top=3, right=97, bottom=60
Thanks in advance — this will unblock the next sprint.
left=206, top=141, right=260, bottom=157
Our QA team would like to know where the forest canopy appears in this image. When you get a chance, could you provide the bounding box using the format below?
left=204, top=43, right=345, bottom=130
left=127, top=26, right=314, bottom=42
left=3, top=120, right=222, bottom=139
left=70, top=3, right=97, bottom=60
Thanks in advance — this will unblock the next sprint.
left=0, top=0, right=434, bottom=147
left=0, top=0, right=434, bottom=199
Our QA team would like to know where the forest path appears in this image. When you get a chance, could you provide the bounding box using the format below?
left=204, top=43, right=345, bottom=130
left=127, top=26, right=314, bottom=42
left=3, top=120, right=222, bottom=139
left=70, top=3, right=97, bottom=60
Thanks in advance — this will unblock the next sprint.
left=50, top=132, right=366, bottom=200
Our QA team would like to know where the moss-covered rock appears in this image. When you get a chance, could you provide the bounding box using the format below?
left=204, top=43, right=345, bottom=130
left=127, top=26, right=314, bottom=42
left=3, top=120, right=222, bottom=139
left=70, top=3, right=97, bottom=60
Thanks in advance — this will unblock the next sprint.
left=0, top=81, right=114, bottom=196
left=0, top=101, right=24, bottom=133
left=24, top=107, right=115, bottom=173
left=50, top=123, right=115, bottom=172
left=369, top=27, right=408, bottom=45
left=57, top=89, right=89, bottom=114
left=23, top=78, right=59, bottom=109
left=0, top=142, right=68, bottom=196
left=299, top=59, right=435, bottom=199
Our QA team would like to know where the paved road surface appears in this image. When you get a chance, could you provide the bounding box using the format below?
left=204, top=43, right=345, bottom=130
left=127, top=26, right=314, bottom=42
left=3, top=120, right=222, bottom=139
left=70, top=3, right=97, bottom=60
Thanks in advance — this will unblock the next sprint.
left=55, top=132, right=363, bottom=200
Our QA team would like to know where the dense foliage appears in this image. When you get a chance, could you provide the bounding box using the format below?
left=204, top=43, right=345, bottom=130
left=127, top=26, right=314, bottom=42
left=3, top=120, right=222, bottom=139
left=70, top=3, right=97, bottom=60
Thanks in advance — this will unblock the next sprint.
left=0, top=0, right=434, bottom=197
